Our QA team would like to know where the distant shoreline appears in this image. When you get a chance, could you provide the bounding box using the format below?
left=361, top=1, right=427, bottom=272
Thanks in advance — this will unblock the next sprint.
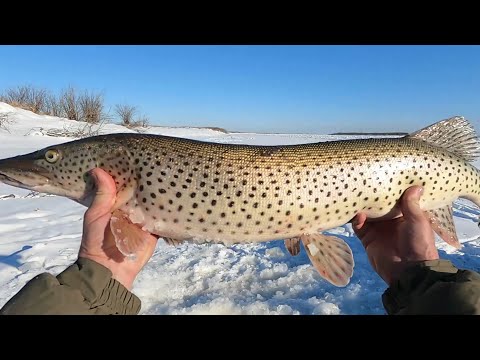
left=147, top=125, right=409, bottom=136
left=329, top=132, right=408, bottom=136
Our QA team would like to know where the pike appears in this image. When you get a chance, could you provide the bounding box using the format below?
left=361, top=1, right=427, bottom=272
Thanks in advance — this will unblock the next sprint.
left=1, top=116, right=479, bottom=287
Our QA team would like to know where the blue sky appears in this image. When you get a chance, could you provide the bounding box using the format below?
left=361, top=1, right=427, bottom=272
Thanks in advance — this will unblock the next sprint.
left=0, top=45, right=479, bottom=134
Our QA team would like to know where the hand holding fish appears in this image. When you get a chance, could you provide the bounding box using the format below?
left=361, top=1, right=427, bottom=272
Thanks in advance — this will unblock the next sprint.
left=353, top=186, right=439, bottom=285
left=79, top=168, right=159, bottom=290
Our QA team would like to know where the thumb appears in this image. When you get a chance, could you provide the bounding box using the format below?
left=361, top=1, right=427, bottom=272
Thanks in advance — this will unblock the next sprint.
left=352, top=212, right=369, bottom=238
left=400, top=186, right=424, bottom=221
left=84, top=168, right=116, bottom=224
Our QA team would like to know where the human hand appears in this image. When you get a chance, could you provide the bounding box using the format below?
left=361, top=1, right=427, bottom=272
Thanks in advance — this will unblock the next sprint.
left=78, top=168, right=159, bottom=290
left=352, top=186, right=439, bottom=285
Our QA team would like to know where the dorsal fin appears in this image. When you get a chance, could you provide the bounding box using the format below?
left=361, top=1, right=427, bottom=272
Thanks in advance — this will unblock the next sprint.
left=408, top=116, right=480, bottom=161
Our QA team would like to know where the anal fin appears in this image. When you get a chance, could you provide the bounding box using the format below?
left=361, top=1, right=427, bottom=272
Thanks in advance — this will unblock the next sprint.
left=300, top=234, right=354, bottom=287
left=110, top=209, right=151, bottom=259
left=426, top=205, right=461, bottom=249
left=284, top=237, right=301, bottom=256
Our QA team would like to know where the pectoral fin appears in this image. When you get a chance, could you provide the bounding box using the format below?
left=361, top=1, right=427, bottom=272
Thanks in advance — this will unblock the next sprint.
left=110, top=209, right=151, bottom=258
left=284, top=237, right=301, bottom=256
left=425, top=205, right=461, bottom=249
left=300, top=233, right=354, bottom=287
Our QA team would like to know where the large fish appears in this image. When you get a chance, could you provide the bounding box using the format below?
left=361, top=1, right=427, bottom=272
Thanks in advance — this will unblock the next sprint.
left=0, top=116, right=479, bottom=286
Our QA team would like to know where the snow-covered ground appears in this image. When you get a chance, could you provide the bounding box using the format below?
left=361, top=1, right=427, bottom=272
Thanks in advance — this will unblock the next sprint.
left=1, top=102, right=479, bottom=315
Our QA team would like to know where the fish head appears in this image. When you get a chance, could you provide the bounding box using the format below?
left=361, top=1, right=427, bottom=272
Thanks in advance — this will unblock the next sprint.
left=0, top=136, right=133, bottom=204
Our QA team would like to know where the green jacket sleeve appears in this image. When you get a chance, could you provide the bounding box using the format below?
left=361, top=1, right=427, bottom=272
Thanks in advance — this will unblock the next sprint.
left=0, top=258, right=141, bottom=315
left=382, top=259, right=480, bottom=315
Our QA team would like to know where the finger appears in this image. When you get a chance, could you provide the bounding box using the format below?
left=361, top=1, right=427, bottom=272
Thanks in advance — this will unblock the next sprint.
left=84, top=168, right=116, bottom=224
left=352, top=213, right=367, bottom=230
left=400, top=186, right=424, bottom=221
left=352, top=212, right=370, bottom=239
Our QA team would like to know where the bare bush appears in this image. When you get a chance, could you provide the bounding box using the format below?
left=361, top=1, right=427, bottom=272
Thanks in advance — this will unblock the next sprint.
left=2, top=86, right=31, bottom=107
left=60, top=86, right=81, bottom=121
left=115, top=104, right=137, bottom=127
left=132, top=115, right=150, bottom=128
left=1, top=85, right=49, bottom=114
left=115, top=104, right=151, bottom=128
left=79, top=91, right=109, bottom=124
left=30, top=88, right=48, bottom=114
left=45, top=94, right=63, bottom=117
left=1, top=85, right=151, bottom=130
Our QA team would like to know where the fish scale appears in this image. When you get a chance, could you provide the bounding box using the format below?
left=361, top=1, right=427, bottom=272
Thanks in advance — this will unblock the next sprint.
left=1, top=116, right=480, bottom=286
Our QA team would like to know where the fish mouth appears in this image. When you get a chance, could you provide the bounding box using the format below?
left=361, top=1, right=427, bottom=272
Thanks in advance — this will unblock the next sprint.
left=0, top=173, right=30, bottom=187
left=0, top=157, right=51, bottom=189
left=0, top=170, right=50, bottom=189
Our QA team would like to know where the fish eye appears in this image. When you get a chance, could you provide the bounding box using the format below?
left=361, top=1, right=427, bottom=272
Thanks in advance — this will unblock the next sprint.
left=45, top=149, right=60, bottom=163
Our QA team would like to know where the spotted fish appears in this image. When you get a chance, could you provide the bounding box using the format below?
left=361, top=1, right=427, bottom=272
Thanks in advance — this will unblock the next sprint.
left=1, top=116, right=479, bottom=287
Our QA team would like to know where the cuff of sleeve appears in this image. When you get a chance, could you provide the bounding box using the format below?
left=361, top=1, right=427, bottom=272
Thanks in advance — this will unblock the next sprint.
left=382, top=259, right=458, bottom=314
left=57, top=258, right=141, bottom=315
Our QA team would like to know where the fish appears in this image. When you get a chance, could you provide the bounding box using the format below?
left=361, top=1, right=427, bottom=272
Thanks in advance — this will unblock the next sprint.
left=0, top=116, right=479, bottom=287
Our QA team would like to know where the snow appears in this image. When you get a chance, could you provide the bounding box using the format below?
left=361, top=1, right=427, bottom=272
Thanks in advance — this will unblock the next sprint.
left=1, top=103, right=480, bottom=315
